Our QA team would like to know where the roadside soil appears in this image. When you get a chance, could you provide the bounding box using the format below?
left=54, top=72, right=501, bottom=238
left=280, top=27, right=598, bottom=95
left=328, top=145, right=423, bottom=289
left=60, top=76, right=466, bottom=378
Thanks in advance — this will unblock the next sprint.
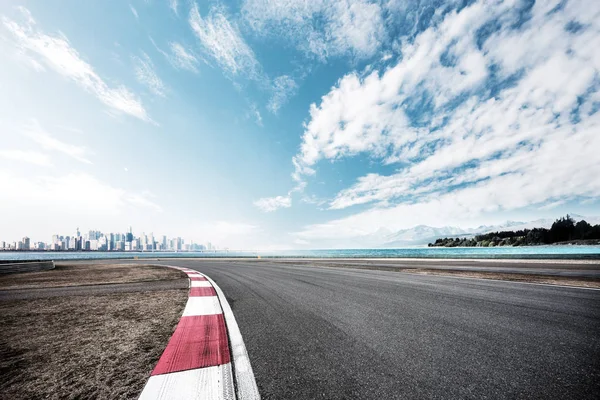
left=400, top=268, right=600, bottom=288
left=0, top=264, right=188, bottom=400
left=274, top=260, right=600, bottom=288
left=0, top=263, right=182, bottom=290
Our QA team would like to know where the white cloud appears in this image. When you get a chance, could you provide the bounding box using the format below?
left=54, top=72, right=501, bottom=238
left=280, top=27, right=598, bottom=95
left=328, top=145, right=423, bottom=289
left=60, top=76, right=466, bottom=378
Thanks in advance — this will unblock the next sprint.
left=189, top=3, right=259, bottom=78
left=169, top=0, right=178, bottom=15
left=150, top=37, right=200, bottom=73
left=25, top=120, right=92, bottom=164
left=243, top=0, right=385, bottom=60
left=0, top=170, right=162, bottom=216
left=267, top=75, right=297, bottom=114
left=124, top=192, right=162, bottom=213
left=2, top=8, right=150, bottom=121
left=132, top=52, right=166, bottom=97
left=248, top=103, right=263, bottom=126
left=168, top=42, right=200, bottom=72
left=288, top=0, right=600, bottom=241
left=130, top=5, right=139, bottom=20
left=254, top=195, right=292, bottom=212
left=0, top=150, right=52, bottom=166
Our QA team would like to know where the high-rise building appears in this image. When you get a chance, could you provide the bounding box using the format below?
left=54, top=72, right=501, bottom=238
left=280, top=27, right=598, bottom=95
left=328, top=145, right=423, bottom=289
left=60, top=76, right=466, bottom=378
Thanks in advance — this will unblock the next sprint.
left=22, top=237, right=30, bottom=250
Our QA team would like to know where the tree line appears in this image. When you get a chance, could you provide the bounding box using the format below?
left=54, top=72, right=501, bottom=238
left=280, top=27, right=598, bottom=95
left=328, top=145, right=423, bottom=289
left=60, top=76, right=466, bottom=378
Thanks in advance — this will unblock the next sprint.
left=428, top=215, right=600, bottom=247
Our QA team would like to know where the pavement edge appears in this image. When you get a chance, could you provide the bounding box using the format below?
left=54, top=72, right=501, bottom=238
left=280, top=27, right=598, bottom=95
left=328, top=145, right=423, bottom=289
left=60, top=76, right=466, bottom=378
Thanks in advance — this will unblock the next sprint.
left=137, top=265, right=260, bottom=400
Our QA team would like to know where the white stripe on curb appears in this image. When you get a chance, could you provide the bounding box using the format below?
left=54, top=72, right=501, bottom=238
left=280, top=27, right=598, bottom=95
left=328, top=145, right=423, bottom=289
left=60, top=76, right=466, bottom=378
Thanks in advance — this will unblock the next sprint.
left=202, top=273, right=261, bottom=400
left=181, top=296, right=223, bottom=317
left=191, top=280, right=214, bottom=287
left=139, top=363, right=235, bottom=400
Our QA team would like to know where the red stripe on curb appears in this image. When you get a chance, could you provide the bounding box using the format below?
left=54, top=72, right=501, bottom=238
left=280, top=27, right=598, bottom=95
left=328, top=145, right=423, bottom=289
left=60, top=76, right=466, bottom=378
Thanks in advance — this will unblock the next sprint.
left=189, top=276, right=208, bottom=281
left=151, top=314, right=230, bottom=376
left=190, top=287, right=217, bottom=296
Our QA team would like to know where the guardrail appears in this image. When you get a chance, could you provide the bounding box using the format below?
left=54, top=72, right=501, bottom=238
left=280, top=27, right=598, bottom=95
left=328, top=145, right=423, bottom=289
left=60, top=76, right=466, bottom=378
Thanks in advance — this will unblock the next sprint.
left=0, top=260, right=56, bottom=275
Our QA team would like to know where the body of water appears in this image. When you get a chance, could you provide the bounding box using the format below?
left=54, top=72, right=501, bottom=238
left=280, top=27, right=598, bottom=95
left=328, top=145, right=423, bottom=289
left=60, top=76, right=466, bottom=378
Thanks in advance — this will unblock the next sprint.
left=1, top=246, right=600, bottom=261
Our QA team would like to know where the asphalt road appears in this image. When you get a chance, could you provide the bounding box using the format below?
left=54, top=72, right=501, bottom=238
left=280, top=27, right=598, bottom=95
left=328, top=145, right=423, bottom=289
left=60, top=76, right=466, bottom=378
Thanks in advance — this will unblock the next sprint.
left=143, top=259, right=600, bottom=399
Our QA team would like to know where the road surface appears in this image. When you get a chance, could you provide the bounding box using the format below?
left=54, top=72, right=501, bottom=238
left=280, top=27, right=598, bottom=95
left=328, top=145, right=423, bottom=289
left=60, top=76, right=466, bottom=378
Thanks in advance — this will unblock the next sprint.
left=119, top=259, right=599, bottom=399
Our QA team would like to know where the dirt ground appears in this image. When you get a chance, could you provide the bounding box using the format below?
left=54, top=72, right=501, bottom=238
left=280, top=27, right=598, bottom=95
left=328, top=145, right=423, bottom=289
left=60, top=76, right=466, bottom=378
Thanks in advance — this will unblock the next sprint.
left=0, top=264, right=188, bottom=399
left=400, top=268, right=600, bottom=288
left=0, top=263, right=182, bottom=290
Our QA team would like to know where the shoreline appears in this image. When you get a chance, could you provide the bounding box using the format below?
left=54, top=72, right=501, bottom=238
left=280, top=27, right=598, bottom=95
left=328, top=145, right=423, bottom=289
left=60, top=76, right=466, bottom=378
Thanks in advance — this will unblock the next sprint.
left=2, top=255, right=600, bottom=262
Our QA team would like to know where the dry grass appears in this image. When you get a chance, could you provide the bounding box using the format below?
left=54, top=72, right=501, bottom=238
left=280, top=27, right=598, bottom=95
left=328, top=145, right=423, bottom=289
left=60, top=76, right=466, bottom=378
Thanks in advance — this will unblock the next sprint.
left=0, top=263, right=183, bottom=290
left=0, top=289, right=188, bottom=400
left=0, top=263, right=188, bottom=399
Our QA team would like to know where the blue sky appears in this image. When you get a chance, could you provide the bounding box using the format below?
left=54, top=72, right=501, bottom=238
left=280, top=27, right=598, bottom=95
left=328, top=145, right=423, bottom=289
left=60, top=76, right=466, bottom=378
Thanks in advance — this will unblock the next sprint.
left=0, top=0, right=599, bottom=249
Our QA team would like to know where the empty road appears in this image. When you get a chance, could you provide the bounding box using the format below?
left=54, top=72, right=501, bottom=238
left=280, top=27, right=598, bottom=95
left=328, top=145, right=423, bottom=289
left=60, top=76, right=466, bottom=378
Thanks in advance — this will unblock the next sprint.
left=133, top=259, right=600, bottom=398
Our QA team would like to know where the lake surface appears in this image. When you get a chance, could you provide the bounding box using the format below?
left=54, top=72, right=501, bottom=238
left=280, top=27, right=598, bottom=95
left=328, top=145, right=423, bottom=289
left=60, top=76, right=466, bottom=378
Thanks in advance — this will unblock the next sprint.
left=2, top=246, right=600, bottom=261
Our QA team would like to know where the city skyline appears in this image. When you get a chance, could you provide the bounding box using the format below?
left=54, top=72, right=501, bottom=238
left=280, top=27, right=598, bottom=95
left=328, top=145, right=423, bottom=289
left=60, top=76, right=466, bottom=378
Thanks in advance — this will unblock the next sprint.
left=0, top=227, right=219, bottom=252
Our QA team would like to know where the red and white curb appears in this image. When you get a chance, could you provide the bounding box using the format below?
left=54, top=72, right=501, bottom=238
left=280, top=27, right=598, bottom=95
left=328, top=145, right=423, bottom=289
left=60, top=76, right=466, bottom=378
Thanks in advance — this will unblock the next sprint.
left=139, top=266, right=260, bottom=400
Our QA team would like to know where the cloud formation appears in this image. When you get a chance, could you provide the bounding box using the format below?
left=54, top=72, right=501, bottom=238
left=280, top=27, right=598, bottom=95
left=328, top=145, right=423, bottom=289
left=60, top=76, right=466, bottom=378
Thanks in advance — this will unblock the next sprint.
left=0, top=170, right=162, bottom=215
left=132, top=52, right=166, bottom=97
left=130, top=5, right=139, bottom=20
left=168, top=42, right=200, bottom=72
left=2, top=8, right=150, bottom=121
left=169, top=0, right=178, bottom=15
left=254, top=195, right=292, bottom=212
left=189, top=3, right=259, bottom=78
left=243, top=0, right=385, bottom=60
left=0, top=150, right=52, bottom=166
left=287, top=0, right=600, bottom=241
left=268, top=75, right=298, bottom=114
left=25, top=120, right=92, bottom=164
left=151, top=37, right=200, bottom=73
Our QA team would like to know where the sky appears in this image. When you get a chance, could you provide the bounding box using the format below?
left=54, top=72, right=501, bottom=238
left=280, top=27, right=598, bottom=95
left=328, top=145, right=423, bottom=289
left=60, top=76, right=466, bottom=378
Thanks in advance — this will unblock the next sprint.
left=0, top=0, right=599, bottom=249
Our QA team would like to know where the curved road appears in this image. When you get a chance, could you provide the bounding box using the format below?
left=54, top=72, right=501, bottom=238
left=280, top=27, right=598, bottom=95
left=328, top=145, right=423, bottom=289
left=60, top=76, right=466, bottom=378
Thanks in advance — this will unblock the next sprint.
left=149, top=259, right=599, bottom=398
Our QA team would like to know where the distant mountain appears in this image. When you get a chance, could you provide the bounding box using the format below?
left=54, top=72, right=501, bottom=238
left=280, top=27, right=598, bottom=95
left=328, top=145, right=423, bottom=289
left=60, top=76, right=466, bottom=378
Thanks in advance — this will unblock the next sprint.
left=481, top=214, right=600, bottom=233
left=377, top=213, right=600, bottom=247
left=382, top=225, right=470, bottom=247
